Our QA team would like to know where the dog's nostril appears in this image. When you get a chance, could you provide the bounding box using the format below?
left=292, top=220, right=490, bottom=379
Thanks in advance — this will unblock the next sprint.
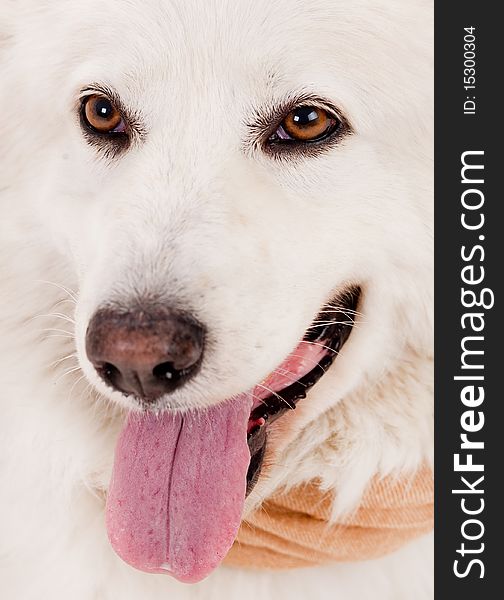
left=85, top=305, right=205, bottom=403
left=101, top=362, right=121, bottom=385
left=152, top=362, right=180, bottom=382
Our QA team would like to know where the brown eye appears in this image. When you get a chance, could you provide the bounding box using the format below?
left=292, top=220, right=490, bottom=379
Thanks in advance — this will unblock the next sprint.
left=274, top=106, right=339, bottom=142
left=82, top=94, right=124, bottom=134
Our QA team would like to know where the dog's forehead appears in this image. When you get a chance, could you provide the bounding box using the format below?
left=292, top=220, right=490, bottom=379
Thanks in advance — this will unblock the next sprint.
left=37, top=0, right=393, bottom=95
left=84, top=0, right=346, bottom=58
left=69, top=0, right=348, bottom=93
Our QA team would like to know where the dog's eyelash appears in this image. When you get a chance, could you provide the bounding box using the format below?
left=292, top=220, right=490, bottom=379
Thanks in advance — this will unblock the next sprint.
left=77, top=84, right=145, bottom=158
left=80, top=127, right=130, bottom=159
left=245, top=94, right=352, bottom=159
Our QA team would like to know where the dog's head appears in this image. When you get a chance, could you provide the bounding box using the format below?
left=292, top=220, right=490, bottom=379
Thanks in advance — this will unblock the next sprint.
left=1, top=0, right=432, bottom=583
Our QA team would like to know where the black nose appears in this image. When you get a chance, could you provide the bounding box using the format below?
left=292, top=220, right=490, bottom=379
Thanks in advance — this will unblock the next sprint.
left=85, top=306, right=205, bottom=403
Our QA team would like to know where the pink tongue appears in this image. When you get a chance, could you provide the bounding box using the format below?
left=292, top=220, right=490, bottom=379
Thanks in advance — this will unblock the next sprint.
left=106, top=394, right=252, bottom=583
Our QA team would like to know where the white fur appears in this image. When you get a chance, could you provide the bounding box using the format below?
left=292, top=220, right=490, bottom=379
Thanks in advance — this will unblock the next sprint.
left=0, top=0, right=433, bottom=598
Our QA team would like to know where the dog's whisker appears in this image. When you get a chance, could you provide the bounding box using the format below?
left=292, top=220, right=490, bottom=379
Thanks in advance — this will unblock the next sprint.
left=272, top=368, right=308, bottom=388
left=30, top=312, right=76, bottom=326
left=322, top=305, right=361, bottom=314
left=53, top=365, right=82, bottom=386
left=82, top=381, right=101, bottom=408
left=316, top=313, right=361, bottom=324
left=322, top=300, right=361, bottom=311
left=298, top=340, right=339, bottom=354
left=320, top=306, right=364, bottom=319
left=255, top=383, right=295, bottom=410
left=67, top=374, right=87, bottom=403
left=320, top=313, right=364, bottom=326
left=60, top=365, right=82, bottom=377
left=43, top=333, right=76, bottom=341
left=272, top=366, right=303, bottom=379
left=286, top=353, right=328, bottom=374
left=306, top=320, right=357, bottom=329
left=35, top=279, right=78, bottom=303
left=51, top=297, right=77, bottom=310
left=39, top=327, right=75, bottom=336
left=305, top=320, right=363, bottom=333
left=308, top=315, right=357, bottom=323
left=45, top=312, right=75, bottom=325
left=48, top=352, right=77, bottom=369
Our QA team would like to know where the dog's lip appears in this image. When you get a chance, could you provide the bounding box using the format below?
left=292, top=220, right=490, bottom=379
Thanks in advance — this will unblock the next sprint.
left=245, top=286, right=360, bottom=493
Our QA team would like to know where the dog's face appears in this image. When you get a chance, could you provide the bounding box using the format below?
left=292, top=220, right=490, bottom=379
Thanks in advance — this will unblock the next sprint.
left=1, top=0, right=432, bottom=582
left=3, top=0, right=432, bottom=413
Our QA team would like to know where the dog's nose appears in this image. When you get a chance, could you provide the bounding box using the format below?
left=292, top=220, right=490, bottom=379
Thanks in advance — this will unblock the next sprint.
left=85, top=306, right=205, bottom=402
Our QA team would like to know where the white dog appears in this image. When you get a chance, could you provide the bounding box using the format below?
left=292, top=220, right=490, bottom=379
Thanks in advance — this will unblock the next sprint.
left=0, top=0, right=433, bottom=598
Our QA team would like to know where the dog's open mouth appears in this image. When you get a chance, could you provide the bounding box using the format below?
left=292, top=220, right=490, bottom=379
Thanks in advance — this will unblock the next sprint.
left=246, top=286, right=360, bottom=493
left=105, top=287, right=360, bottom=583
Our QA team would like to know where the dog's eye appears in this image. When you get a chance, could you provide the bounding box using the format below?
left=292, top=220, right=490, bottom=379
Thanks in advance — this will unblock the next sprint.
left=270, top=106, right=340, bottom=143
left=81, top=95, right=125, bottom=134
